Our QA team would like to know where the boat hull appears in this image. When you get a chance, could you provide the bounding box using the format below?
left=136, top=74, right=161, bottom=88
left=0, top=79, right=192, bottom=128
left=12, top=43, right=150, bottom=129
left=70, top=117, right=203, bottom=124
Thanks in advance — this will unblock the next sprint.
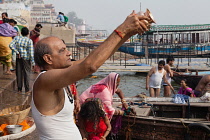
left=111, top=98, right=210, bottom=140
left=172, top=74, right=203, bottom=90
left=116, top=116, right=209, bottom=140
left=118, top=43, right=210, bottom=58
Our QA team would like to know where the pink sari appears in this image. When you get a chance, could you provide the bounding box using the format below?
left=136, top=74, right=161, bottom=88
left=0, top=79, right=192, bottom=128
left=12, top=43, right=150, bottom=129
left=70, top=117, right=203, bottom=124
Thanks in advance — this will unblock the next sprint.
left=80, top=72, right=119, bottom=119
left=178, top=87, right=196, bottom=97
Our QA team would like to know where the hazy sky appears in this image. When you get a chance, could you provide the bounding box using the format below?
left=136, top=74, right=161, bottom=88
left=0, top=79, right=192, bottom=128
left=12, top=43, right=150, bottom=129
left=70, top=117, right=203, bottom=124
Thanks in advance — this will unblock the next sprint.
left=45, top=0, right=210, bottom=33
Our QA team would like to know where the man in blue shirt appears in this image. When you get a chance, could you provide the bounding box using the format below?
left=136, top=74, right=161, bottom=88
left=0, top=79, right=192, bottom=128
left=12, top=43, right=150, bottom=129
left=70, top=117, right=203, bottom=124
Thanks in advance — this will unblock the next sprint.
left=56, top=12, right=65, bottom=26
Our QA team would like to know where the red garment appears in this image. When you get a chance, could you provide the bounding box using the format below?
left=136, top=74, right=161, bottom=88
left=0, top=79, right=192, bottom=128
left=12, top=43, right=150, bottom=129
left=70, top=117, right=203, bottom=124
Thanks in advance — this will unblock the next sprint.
left=70, top=83, right=77, bottom=95
left=90, top=84, right=107, bottom=94
left=30, top=30, right=40, bottom=45
left=0, top=20, right=3, bottom=24
left=30, top=35, right=39, bottom=45
left=85, top=118, right=107, bottom=140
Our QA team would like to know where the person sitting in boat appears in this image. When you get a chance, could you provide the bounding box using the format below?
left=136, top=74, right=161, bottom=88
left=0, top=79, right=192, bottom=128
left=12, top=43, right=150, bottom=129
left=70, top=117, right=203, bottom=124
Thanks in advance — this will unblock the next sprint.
left=146, top=60, right=175, bottom=97
left=78, top=98, right=111, bottom=140
left=80, top=72, right=129, bottom=120
left=177, top=79, right=196, bottom=97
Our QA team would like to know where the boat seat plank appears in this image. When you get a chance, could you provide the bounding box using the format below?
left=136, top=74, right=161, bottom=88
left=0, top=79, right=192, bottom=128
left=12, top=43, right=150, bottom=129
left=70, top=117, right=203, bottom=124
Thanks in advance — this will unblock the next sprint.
left=149, top=102, right=210, bottom=107
left=134, top=106, right=151, bottom=116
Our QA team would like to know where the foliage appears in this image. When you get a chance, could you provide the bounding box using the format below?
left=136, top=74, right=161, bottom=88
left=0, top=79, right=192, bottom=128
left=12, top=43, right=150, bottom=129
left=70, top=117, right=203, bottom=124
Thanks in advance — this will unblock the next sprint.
left=67, top=11, right=83, bottom=26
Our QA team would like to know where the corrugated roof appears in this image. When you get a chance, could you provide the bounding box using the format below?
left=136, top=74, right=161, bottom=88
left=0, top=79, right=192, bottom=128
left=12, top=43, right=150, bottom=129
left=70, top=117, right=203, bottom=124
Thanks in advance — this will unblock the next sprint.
left=149, top=24, right=210, bottom=32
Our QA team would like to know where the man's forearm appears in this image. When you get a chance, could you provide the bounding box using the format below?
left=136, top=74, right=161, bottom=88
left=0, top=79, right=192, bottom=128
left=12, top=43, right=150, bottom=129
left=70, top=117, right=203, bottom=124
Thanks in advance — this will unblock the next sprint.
left=146, top=76, right=149, bottom=86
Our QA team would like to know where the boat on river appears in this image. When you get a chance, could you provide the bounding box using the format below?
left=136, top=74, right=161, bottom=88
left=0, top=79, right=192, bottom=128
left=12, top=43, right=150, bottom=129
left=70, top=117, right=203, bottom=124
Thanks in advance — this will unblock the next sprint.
left=118, top=24, right=210, bottom=58
left=172, top=71, right=210, bottom=90
left=112, top=97, right=210, bottom=140
left=76, top=24, right=210, bottom=58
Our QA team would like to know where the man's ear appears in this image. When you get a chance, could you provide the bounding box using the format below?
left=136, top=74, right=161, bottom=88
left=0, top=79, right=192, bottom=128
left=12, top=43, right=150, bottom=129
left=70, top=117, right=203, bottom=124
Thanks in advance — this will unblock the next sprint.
left=43, top=54, right=52, bottom=65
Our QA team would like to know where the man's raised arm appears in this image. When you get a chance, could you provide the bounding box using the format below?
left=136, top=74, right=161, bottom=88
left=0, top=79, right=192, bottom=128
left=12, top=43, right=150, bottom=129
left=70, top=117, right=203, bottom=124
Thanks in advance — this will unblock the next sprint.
left=39, top=11, right=150, bottom=91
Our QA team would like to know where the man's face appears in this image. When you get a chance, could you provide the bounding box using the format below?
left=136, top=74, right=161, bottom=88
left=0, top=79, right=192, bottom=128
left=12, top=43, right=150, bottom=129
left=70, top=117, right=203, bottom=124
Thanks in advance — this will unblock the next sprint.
left=116, top=77, right=120, bottom=88
left=35, top=26, right=42, bottom=31
left=49, top=38, right=72, bottom=69
left=9, top=22, right=15, bottom=27
left=158, top=64, right=164, bottom=70
left=2, top=13, right=7, bottom=19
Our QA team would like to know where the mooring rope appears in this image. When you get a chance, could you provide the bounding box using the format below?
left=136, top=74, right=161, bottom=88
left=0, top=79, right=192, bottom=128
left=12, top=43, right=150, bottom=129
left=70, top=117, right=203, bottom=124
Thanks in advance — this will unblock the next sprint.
left=124, top=107, right=137, bottom=140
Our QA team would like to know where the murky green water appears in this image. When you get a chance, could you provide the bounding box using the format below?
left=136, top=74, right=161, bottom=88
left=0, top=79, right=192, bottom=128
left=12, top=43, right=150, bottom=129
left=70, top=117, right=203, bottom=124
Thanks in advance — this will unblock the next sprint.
left=77, top=71, right=180, bottom=97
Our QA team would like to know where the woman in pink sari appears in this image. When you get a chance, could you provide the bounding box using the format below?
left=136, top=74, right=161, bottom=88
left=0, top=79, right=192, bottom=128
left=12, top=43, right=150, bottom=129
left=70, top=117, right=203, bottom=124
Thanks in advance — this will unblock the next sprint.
left=178, top=79, right=196, bottom=97
left=80, top=72, right=128, bottom=120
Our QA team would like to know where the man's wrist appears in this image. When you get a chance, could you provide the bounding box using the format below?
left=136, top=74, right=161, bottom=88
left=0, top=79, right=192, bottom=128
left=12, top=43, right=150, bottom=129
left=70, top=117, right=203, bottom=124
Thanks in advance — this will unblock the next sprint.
left=115, top=26, right=126, bottom=38
left=121, top=98, right=126, bottom=103
left=114, top=29, right=124, bottom=39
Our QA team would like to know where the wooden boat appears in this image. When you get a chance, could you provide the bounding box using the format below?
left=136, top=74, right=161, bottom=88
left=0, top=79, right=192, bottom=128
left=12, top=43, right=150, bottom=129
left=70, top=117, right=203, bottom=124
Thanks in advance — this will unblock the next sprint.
left=118, top=24, right=210, bottom=58
left=172, top=74, right=202, bottom=90
left=112, top=97, right=210, bottom=140
left=172, top=71, right=210, bottom=89
left=76, top=25, right=210, bottom=59
left=76, top=30, right=107, bottom=47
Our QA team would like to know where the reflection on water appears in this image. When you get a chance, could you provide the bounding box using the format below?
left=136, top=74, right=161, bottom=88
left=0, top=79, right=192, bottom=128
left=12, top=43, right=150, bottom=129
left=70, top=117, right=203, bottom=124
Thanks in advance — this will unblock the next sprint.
left=77, top=71, right=180, bottom=97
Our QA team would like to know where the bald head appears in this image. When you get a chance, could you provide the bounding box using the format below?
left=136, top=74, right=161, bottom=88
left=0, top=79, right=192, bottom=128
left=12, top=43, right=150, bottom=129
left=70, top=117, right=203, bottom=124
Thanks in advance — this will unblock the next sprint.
left=34, top=36, right=62, bottom=68
left=38, top=36, right=62, bottom=46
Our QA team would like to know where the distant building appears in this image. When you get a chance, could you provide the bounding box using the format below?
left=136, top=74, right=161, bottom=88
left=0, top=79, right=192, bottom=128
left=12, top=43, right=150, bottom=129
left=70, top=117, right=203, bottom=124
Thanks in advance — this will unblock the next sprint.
left=0, top=0, right=57, bottom=25
left=0, top=0, right=30, bottom=25
left=30, top=0, right=56, bottom=24
left=77, top=20, right=86, bottom=34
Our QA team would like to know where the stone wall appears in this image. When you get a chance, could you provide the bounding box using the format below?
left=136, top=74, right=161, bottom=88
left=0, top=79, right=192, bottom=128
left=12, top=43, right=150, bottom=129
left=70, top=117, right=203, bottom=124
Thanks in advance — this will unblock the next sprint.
left=29, top=24, right=75, bottom=44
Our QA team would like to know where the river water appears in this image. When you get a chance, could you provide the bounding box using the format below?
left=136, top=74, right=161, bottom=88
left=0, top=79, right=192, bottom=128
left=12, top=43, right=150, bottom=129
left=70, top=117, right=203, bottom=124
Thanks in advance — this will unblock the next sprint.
left=77, top=71, right=180, bottom=97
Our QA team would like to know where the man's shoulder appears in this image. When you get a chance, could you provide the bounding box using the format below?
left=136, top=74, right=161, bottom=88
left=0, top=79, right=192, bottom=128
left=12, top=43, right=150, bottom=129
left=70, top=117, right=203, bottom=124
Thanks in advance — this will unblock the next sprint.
left=149, top=67, right=156, bottom=72
left=34, top=73, right=64, bottom=94
left=25, top=37, right=33, bottom=42
left=164, top=64, right=170, bottom=69
left=13, top=35, right=21, bottom=40
left=33, top=72, right=46, bottom=86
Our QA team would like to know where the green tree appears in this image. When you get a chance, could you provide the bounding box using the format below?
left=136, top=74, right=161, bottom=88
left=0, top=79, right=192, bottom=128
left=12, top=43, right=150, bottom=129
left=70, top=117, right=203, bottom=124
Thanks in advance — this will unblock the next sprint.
left=67, top=11, right=83, bottom=26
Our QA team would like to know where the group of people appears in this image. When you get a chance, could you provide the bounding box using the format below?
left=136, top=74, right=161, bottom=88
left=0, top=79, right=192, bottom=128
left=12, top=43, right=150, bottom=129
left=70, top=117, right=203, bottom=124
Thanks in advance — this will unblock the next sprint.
left=146, top=56, right=177, bottom=97
left=146, top=56, right=199, bottom=98
left=30, top=10, right=149, bottom=140
left=1, top=9, right=209, bottom=140
left=56, top=12, right=68, bottom=27
left=0, top=12, right=43, bottom=92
